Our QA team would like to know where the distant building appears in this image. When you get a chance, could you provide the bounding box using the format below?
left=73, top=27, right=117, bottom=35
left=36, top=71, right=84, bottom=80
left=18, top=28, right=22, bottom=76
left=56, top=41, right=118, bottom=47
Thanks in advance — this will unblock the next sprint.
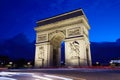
left=110, top=58, right=120, bottom=66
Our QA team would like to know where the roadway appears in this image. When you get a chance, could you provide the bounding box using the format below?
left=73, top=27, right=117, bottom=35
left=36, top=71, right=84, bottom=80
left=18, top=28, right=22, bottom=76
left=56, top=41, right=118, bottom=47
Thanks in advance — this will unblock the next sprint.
left=0, top=68, right=120, bottom=80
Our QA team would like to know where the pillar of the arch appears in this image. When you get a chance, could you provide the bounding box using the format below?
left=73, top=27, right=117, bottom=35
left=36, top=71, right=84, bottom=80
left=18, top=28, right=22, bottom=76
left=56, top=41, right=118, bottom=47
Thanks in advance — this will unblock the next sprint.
left=58, top=47, right=61, bottom=66
left=65, top=38, right=90, bottom=66
left=35, top=42, right=52, bottom=67
left=87, top=45, right=92, bottom=66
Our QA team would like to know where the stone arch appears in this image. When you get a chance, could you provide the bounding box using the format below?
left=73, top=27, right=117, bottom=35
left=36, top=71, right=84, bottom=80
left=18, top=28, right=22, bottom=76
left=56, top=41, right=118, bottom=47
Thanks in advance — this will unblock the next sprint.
left=34, top=9, right=92, bottom=67
left=49, top=31, right=65, bottom=66
left=49, top=31, right=65, bottom=48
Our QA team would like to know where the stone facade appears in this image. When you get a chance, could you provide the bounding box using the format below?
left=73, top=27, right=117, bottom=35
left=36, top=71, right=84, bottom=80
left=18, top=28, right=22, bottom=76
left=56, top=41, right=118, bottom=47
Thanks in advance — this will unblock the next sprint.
left=34, top=9, right=92, bottom=67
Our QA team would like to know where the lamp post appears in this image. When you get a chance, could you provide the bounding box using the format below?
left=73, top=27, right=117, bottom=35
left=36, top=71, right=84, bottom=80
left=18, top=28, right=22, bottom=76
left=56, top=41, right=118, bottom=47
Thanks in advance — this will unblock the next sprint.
left=27, top=62, right=31, bottom=68
left=9, top=62, right=13, bottom=65
left=0, top=62, right=4, bottom=67
left=27, top=62, right=31, bottom=65
left=96, top=62, right=99, bottom=66
left=9, top=62, right=13, bottom=68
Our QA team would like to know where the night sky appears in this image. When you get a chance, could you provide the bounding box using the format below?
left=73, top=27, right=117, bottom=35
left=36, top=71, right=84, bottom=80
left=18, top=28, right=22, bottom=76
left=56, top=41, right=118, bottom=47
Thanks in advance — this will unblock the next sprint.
left=0, top=0, right=120, bottom=42
left=0, top=0, right=120, bottom=66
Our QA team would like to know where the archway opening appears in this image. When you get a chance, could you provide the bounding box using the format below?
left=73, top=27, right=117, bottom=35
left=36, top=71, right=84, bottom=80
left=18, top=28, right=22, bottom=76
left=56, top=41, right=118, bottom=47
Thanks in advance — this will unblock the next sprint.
left=53, top=48, right=58, bottom=66
left=50, top=32, right=65, bottom=67
left=61, top=41, right=65, bottom=66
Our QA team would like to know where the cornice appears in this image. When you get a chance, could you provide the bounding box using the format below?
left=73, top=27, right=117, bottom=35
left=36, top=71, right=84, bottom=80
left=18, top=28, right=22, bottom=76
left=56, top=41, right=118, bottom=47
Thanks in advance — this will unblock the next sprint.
left=36, top=9, right=84, bottom=26
left=35, top=16, right=90, bottom=32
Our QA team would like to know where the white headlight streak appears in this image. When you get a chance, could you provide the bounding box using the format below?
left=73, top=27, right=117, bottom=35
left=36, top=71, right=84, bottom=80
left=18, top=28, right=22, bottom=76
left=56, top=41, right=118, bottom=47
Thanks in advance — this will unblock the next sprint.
left=44, top=75, right=73, bottom=80
left=0, top=77, right=17, bottom=80
left=0, top=71, right=73, bottom=80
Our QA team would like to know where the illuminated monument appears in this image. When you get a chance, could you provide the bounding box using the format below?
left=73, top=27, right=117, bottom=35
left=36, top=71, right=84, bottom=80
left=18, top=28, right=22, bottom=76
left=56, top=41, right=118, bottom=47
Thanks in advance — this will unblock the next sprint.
left=34, top=9, right=92, bottom=67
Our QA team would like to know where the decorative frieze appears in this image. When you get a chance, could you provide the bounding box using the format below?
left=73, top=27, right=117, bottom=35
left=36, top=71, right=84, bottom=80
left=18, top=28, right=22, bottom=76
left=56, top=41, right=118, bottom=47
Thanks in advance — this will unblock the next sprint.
left=67, top=27, right=81, bottom=37
left=37, top=34, right=48, bottom=42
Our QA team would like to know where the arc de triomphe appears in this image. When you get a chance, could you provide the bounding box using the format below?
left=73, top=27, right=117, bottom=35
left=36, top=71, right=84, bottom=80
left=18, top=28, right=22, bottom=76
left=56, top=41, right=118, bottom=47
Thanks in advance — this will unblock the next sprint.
left=34, top=9, right=92, bottom=67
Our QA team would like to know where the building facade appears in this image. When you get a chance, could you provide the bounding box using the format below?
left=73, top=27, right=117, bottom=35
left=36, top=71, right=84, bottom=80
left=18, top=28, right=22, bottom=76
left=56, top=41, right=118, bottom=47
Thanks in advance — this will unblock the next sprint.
left=34, top=9, right=92, bottom=67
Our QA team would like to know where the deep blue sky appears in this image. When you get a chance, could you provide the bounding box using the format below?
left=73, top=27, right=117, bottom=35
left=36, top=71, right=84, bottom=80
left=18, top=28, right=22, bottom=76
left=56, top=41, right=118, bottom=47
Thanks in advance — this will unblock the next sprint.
left=0, top=0, right=120, bottom=42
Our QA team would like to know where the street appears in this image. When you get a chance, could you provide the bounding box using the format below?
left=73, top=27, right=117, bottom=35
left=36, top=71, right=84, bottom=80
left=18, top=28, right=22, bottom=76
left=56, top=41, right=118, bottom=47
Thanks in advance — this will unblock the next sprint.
left=0, top=71, right=75, bottom=80
left=0, top=68, right=120, bottom=80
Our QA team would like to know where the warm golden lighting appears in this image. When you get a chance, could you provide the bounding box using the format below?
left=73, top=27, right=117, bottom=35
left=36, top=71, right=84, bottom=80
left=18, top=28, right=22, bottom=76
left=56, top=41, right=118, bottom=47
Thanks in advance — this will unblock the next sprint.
left=34, top=9, right=92, bottom=67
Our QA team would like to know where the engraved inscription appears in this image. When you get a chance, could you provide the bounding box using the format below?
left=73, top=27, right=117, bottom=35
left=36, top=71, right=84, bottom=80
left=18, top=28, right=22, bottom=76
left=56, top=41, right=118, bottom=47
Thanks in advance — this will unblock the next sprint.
left=37, top=34, right=47, bottom=42
left=67, top=27, right=81, bottom=37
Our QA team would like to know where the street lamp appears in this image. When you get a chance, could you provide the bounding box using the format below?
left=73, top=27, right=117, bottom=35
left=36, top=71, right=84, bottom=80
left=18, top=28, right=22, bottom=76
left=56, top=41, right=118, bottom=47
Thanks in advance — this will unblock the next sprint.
left=8, top=62, right=13, bottom=68
left=27, top=62, right=31, bottom=65
left=9, top=62, right=13, bottom=65
left=1, top=62, right=3, bottom=65
left=96, top=62, right=99, bottom=66
left=110, top=61, right=113, bottom=64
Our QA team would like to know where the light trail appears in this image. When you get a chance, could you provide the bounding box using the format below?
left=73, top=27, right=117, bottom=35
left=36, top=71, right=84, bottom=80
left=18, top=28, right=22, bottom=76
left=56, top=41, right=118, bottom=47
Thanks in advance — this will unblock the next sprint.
left=0, top=77, right=17, bottom=80
left=0, top=71, right=73, bottom=80
left=45, top=75, right=73, bottom=80
left=32, top=74, right=53, bottom=80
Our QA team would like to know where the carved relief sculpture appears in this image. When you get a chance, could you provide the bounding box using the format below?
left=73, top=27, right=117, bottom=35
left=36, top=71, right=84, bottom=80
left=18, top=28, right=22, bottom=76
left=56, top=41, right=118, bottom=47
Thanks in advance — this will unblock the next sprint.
left=38, top=46, right=44, bottom=59
left=69, top=41, right=80, bottom=58
left=48, top=29, right=66, bottom=41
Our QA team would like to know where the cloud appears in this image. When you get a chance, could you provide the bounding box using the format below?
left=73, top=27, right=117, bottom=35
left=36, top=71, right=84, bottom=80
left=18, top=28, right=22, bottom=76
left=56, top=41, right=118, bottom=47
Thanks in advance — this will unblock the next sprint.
left=0, top=0, right=120, bottom=42
left=0, top=33, right=35, bottom=60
